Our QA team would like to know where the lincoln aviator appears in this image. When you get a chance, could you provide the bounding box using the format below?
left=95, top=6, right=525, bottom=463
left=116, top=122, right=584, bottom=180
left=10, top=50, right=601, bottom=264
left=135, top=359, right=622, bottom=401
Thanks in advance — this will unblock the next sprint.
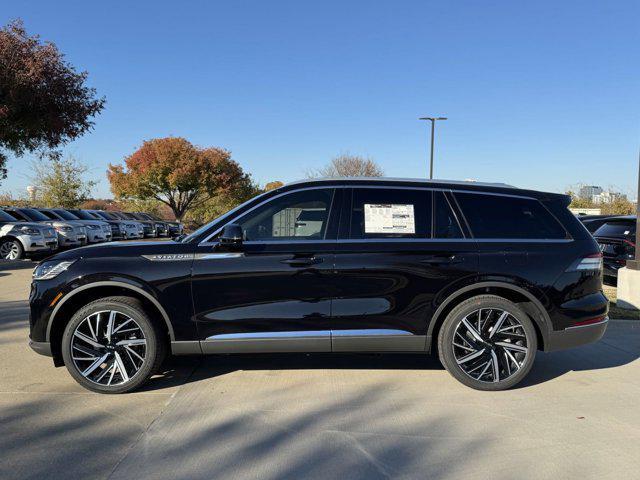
left=28, top=178, right=608, bottom=393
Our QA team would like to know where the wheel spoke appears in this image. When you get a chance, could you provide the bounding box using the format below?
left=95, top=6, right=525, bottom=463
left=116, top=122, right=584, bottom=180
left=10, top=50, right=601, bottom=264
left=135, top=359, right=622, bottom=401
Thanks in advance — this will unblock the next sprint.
left=86, top=315, right=98, bottom=341
left=82, top=353, right=110, bottom=376
left=456, top=348, right=485, bottom=365
left=74, top=331, right=103, bottom=349
left=116, top=338, right=146, bottom=346
left=106, top=311, right=116, bottom=342
left=114, top=352, right=130, bottom=382
left=125, top=345, right=145, bottom=363
left=495, top=341, right=527, bottom=353
left=489, top=311, right=509, bottom=338
left=461, top=318, right=483, bottom=343
left=112, top=318, right=134, bottom=335
left=490, top=350, right=500, bottom=383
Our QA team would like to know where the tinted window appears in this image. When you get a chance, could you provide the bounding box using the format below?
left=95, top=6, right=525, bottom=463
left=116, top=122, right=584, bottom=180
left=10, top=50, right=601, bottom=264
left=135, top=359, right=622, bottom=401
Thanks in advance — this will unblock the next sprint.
left=53, top=209, right=79, bottom=220
left=434, top=192, right=463, bottom=239
left=237, top=189, right=334, bottom=241
left=39, top=210, right=59, bottom=220
left=19, top=208, right=50, bottom=221
left=6, top=210, right=29, bottom=221
left=349, top=188, right=431, bottom=239
left=71, top=210, right=100, bottom=220
left=0, top=210, right=17, bottom=222
left=455, top=192, right=566, bottom=239
left=594, top=221, right=636, bottom=238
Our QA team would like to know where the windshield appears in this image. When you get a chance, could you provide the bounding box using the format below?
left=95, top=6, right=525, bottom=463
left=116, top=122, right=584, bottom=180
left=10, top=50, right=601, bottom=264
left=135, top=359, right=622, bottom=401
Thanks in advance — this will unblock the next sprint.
left=180, top=190, right=270, bottom=243
left=71, top=210, right=100, bottom=220
left=95, top=211, right=117, bottom=220
left=21, top=208, right=51, bottom=221
left=0, top=210, right=18, bottom=222
left=53, top=209, right=80, bottom=220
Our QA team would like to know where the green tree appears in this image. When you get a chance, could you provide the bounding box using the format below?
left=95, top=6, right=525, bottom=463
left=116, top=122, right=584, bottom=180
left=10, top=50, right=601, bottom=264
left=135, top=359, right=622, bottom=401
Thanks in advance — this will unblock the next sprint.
left=31, top=157, right=96, bottom=208
left=108, top=137, right=250, bottom=222
left=0, top=20, right=105, bottom=184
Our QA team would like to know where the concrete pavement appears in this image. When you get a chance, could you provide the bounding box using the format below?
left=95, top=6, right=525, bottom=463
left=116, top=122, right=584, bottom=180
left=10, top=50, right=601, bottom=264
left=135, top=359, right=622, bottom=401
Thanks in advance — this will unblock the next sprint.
left=1, top=261, right=639, bottom=480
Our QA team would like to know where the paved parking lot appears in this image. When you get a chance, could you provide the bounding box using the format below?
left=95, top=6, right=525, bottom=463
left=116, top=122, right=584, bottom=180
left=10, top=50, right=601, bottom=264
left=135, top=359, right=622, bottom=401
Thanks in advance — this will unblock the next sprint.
left=1, top=261, right=639, bottom=480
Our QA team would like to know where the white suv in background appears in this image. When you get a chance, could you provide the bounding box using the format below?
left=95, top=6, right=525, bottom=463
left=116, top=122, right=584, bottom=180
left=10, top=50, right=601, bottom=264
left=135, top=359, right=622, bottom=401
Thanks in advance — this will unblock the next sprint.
left=37, top=208, right=112, bottom=244
left=0, top=210, right=58, bottom=260
left=3, top=207, right=87, bottom=248
left=89, top=210, right=144, bottom=239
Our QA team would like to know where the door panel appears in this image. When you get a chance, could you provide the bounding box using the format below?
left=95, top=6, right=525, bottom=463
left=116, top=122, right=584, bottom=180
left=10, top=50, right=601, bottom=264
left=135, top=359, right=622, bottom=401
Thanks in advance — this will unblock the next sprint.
left=192, top=187, right=340, bottom=352
left=331, top=187, right=478, bottom=352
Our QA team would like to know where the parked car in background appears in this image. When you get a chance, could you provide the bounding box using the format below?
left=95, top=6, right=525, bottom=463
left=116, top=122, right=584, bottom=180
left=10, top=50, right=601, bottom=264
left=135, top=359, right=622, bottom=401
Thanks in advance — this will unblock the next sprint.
left=0, top=209, right=58, bottom=260
left=2, top=207, right=87, bottom=248
left=28, top=178, right=608, bottom=393
left=88, top=210, right=143, bottom=239
left=146, top=213, right=183, bottom=236
left=130, top=212, right=168, bottom=237
left=593, top=216, right=636, bottom=285
left=37, top=208, right=111, bottom=244
left=111, top=212, right=155, bottom=237
left=68, top=209, right=123, bottom=240
left=577, top=214, right=617, bottom=233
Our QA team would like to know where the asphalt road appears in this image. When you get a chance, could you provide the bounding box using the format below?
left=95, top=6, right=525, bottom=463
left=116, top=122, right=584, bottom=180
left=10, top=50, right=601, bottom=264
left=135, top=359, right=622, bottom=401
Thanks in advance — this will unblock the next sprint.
left=1, top=260, right=639, bottom=480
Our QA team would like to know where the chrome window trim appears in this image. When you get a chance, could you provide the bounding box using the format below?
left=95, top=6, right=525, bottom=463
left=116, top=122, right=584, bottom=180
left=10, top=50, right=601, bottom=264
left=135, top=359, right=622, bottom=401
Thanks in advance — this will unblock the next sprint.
left=199, top=184, right=572, bottom=246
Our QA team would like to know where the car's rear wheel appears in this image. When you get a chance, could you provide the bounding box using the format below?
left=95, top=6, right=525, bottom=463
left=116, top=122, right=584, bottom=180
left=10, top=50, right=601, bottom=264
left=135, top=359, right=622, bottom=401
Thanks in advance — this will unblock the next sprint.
left=61, top=296, right=166, bottom=394
left=0, top=238, right=24, bottom=260
left=438, top=295, right=537, bottom=391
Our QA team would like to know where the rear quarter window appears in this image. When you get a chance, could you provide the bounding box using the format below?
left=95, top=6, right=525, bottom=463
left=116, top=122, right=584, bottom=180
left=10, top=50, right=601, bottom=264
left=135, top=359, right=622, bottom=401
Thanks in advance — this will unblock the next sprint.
left=455, top=192, right=567, bottom=239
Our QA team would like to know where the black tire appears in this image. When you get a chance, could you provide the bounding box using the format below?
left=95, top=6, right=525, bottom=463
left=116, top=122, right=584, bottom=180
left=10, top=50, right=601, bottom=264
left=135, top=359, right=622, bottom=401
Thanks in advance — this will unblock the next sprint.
left=61, top=296, right=166, bottom=394
left=0, top=238, right=24, bottom=260
left=438, top=295, right=537, bottom=391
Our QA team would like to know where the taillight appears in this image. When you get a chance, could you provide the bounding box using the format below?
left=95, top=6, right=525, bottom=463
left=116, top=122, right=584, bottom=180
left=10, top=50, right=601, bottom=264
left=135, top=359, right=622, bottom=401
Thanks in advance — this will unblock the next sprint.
left=566, top=253, right=603, bottom=272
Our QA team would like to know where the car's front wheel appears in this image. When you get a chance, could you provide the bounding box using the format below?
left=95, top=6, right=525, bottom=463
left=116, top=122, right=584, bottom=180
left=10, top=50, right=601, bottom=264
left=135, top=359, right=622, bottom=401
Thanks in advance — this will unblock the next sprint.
left=438, top=295, right=537, bottom=391
left=0, top=238, right=24, bottom=260
left=61, top=296, right=166, bottom=394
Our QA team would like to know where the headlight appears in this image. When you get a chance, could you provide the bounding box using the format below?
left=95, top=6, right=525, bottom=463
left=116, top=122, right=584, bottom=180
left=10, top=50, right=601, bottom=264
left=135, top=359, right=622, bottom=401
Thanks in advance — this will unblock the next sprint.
left=56, top=226, right=73, bottom=232
left=87, top=224, right=100, bottom=230
left=19, top=226, right=40, bottom=235
left=33, top=260, right=77, bottom=280
left=126, top=224, right=136, bottom=228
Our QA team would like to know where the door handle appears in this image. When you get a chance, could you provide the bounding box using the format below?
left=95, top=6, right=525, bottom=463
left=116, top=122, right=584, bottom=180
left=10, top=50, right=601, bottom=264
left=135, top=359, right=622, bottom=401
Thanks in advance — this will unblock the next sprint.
left=420, top=255, right=462, bottom=265
left=281, top=256, right=323, bottom=266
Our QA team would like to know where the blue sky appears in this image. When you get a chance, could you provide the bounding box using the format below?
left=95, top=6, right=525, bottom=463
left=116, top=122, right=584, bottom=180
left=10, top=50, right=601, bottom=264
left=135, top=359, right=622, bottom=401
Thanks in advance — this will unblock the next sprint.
left=2, top=0, right=639, bottom=199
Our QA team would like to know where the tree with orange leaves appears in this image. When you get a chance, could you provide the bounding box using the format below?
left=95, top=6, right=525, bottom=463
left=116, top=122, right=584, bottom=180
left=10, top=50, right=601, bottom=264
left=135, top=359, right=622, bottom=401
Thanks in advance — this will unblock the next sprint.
left=108, top=137, right=251, bottom=221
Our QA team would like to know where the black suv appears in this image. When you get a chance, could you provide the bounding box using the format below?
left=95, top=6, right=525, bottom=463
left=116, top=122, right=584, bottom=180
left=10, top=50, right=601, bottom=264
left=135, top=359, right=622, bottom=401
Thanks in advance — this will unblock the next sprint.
left=592, top=216, right=636, bottom=285
left=28, top=178, right=608, bottom=393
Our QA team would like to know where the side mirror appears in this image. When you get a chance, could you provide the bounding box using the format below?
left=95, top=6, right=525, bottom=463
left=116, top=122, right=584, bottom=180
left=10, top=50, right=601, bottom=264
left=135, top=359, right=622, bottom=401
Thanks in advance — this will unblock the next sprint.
left=219, top=224, right=243, bottom=248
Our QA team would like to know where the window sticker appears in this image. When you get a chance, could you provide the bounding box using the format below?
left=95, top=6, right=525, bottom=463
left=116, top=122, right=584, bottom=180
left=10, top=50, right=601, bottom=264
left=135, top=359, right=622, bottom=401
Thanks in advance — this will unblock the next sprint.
left=364, top=204, right=415, bottom=234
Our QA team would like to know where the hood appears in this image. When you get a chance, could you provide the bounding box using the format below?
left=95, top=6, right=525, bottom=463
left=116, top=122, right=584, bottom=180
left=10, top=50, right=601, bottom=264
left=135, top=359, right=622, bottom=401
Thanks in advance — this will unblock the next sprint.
left=48, top=239, right=185, bottom=261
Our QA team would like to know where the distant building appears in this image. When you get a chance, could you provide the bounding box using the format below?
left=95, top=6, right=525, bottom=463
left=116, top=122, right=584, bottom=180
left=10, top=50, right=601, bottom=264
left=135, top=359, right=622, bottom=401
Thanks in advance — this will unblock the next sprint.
left=579, top=185, right=603, bottom=200
left=592, top=191, right=627, bottom=204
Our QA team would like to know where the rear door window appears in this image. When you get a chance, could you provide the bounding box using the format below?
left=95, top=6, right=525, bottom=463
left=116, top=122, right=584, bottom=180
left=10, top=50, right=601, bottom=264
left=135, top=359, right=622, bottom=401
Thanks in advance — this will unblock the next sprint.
left=349, top=188, right=431, bottom=239
left=454, top=192, right=567, bottom=239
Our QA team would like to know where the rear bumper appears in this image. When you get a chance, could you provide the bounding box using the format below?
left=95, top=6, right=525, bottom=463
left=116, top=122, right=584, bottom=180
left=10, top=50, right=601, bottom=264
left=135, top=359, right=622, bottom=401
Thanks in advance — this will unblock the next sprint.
left=545, top=318, right=608, bottom=352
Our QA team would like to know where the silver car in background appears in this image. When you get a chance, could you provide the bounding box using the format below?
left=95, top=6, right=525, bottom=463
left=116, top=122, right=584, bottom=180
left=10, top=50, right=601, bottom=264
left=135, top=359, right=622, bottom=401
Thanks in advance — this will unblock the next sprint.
left=3, top=207, right=87, bottom=248
left=37, top=208, right=111, bottom=243
left=89, top=210, right=144, bottom=239
left=0, top=210, right=58, bottom=260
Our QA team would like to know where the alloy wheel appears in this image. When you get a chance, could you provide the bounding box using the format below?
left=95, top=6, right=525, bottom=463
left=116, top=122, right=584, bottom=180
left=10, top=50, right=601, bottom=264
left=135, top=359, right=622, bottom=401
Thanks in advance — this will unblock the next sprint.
left=70, top=310, right=147, bottom=386
left=452, top=308, right=530, bottom=383
left=0, top=241, right=20, bottom=260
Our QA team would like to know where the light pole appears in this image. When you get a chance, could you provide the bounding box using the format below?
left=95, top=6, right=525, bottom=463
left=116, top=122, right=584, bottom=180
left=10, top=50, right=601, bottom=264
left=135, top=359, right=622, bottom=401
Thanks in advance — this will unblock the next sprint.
left=419, top=116, right=447, bottom=179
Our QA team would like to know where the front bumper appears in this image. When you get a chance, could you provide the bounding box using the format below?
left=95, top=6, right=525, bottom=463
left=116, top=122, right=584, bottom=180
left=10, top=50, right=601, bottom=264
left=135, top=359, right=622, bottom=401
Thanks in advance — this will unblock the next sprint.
left=545, top=318, right=609, bottom=352
left=29, top=339, right=52, bottom=357
left=23, top=236, right=59, bottom=253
